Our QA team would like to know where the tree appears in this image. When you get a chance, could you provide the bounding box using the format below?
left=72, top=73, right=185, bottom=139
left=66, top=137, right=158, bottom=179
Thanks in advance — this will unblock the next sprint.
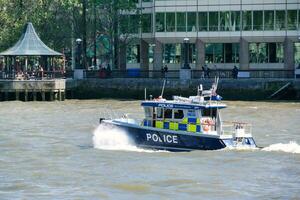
left=0, top=0, right=138, bottom=70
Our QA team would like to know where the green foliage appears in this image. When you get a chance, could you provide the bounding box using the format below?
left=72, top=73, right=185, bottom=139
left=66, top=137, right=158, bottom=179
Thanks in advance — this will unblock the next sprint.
left=0, top=0, right=137, bottom=63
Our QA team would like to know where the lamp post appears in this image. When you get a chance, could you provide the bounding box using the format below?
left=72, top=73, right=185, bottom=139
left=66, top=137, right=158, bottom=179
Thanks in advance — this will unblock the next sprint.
left=183, top=37, right=190, bottom=69
left=75, top=38, right=82, bottom=69
left=180, top=37, right=191, bottom=80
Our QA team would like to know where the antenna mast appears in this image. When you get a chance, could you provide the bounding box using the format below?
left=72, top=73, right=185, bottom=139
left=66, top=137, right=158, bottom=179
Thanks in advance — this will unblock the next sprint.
left=160, top=79, right=166, bottom=98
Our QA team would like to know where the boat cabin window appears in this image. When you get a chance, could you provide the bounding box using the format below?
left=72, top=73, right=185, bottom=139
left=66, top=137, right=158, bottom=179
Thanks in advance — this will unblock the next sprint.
left=187, top=109, right=196, bottom=117
left=144, top=107, right=152, bottom=119
left=164, top=109, right=173, bottom=119
left=174, top=109, right=184, bottom=119
left=156, top=107, right=163, bottom=119
left=202, top=108, right=217, bottom=118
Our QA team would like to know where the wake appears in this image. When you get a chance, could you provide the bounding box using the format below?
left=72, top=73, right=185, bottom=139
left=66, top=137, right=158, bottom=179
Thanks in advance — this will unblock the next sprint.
left=262, top=141, right=300, bottom=154
left=92, top=124, right=164, bottom=153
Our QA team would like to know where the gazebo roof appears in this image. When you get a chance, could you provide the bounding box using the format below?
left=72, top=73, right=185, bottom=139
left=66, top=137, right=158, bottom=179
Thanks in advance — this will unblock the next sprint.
left=0, top=22, right=62, bottom=56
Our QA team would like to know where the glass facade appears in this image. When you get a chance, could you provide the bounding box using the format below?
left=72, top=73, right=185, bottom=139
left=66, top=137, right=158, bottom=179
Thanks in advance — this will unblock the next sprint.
left=166, top=12, right=175, bottom=32
left=209, top=12, right=218, bottom=31
left=189, top=44, right=196, bottom=64
left=264, top=10, right=274, bottom=30
left=220, top=11, right=230, bottom=31
left=142, top=14, right=152, bottom=33
left=176, top=12, right=186, bottom=32
left=149, top=10, right=299, bottom=33
left=198, top=12, right=208, bottom=31
left=124, top=5, right=299, bottom=69
left=205, top=43, right=239, bottom=63
left=187, top=12, right=197, bottom=32
left=149, top=44, right=155, bottom=64
left=127, top=45, right=140, bottom=64
left=287, top=10, right=297, bottom=30
left=156, top=13, right=165, bottom=32
left=253, top=11, right=263, bottom=30
left=275, top=10, right=285, bottom=30
left=128, top=15, right=139, bottom=34
left=242, top=11, right=252, bottom=31
left=249, top=43, right=283, bottom=63
left=163, top=44, right=181, bottom=64
left=231, top=11, right=241, bottom=31
left=295, top=43, right=300, bottom=65
left=162, top=44, right=195, bottom=64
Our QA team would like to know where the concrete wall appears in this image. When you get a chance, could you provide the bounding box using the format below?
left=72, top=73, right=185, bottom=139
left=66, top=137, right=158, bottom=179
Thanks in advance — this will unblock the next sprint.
left=66, top=78, right=300, bottom=100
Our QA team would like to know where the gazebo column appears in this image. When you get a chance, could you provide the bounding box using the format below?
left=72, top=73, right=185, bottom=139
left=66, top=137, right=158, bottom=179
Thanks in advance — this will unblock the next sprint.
left=25, top=57, right=28, bottom=72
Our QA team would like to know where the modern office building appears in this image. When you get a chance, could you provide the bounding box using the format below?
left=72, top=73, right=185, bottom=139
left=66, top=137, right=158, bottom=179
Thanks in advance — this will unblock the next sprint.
left=122, top=0, right=300, bottom=73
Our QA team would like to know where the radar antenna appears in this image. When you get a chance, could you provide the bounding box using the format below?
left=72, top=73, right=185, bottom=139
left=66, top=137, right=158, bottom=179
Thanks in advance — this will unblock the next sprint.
left=160, top=79, right=166, bottom=98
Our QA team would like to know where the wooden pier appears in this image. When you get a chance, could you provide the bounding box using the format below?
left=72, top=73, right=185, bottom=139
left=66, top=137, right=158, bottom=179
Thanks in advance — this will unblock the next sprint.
left=0, top=79, right=66, bottom=101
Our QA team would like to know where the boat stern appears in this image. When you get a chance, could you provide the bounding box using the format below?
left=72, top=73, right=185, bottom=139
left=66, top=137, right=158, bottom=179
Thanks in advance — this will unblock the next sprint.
left=220, top=122, right=257, bottom=148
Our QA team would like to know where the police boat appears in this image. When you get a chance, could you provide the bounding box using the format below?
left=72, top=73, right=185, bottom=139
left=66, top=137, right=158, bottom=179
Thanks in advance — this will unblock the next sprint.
left=99, top=80, right=257, bottom=152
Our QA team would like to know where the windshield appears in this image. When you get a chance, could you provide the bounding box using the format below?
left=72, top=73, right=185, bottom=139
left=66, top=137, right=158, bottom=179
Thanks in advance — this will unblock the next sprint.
left=202, top=108, right=217, bottom=118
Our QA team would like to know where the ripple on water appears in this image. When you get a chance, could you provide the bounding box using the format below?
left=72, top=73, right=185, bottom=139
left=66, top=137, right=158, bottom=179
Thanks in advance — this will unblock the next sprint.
left=111, top=183, right=151, bottom=193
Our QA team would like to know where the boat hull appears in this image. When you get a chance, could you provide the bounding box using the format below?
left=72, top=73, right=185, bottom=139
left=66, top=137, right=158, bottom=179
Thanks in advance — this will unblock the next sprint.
left=101, top=120, right=226, bottom=152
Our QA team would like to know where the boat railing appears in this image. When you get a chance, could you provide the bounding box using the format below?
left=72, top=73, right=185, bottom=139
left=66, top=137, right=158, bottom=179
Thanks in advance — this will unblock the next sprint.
left=221, top=121, right=252, bottom=136
left=100, top=106, right=142, bottom=124
left=99, top=106, right=127, bottom=120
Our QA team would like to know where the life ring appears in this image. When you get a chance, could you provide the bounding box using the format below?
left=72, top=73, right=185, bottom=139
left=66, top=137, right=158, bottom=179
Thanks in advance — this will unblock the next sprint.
left=202, top=118, right=213, bottom=132
left=203, top=125, right=210, bottom=132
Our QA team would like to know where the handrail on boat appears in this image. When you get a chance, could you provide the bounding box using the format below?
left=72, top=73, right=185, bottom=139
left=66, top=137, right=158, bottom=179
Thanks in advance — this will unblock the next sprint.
left=222, top=121, right=251, bottom=125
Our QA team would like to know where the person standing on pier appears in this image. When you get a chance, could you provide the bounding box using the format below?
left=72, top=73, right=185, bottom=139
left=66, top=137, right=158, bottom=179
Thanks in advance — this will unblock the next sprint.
left=232, top=66, right=238, bottom=79
left=39, top=66, right=44, bottom=79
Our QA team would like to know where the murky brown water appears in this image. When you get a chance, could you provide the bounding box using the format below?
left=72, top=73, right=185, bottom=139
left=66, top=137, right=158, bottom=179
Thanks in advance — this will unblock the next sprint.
left=0, top=100, right=300, bottom=199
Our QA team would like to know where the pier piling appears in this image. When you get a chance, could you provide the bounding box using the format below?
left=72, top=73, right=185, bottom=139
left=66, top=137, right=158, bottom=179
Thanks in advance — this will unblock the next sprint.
left=0, top=79, right=65, bottom=102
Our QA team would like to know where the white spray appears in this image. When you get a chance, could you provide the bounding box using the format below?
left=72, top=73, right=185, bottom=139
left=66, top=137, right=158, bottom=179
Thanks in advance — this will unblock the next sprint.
left=262, top=141, right=300, bottom=154
left=93, top=124, right=160, bottom=153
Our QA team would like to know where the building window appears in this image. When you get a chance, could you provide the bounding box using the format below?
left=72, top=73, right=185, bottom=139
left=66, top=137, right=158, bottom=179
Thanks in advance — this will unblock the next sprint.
left=209, top=12, right=218, bottom=31
left=163, top=44, right=181, bottom=64
left=189, top=44, right=196, bottom=64
left=231, top=11, right=241, bottom=31
left=249, top=43, right=283, bottom=63
left=176, top=12, right=186, bottom=32
left=287, top=10, right=297, bottom=30
left=295, top=43, right=300, bottom=64
left=184, top=44, right=196, bottom=64
left=264, top=10, right=274, bottom=30
left=128, top=15, right=139, bottom=34
left=205, top=43, right=239, bottom=63
left=220, top=11, right=231, bottom=31
left=120, top=15, right=129, bottom=34
left=275, top=10, right=286, bottom=30
left=299, top=10, right=300, bottom=30
left=148, top=44, right=155, bottom=64
left=198, top=12, right=208, bottom=31
left=166, top=12, right=175, bottom=32
left=187, top=12, right=197, bottom=32
left=156, top=13, right=165, bottom=32
left=242, top=11, right=252, bottom=31
left=126, top=45, right=140, bottom=64
left=253, top=11, right=263, bottom=30
left=142, top=14, right=152, bottom=33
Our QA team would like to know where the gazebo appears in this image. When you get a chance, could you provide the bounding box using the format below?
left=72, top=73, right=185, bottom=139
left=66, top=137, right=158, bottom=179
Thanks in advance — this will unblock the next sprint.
left=0, top=22, right=64, bottom=79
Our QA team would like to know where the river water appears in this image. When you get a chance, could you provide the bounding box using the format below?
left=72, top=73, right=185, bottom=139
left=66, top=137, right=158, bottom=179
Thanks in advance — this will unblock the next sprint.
left=0, top=100, right=300, bottom=199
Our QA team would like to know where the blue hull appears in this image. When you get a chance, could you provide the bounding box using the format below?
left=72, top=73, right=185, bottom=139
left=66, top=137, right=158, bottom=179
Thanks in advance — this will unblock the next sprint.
left=102, top=121, right=226, bottom=152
